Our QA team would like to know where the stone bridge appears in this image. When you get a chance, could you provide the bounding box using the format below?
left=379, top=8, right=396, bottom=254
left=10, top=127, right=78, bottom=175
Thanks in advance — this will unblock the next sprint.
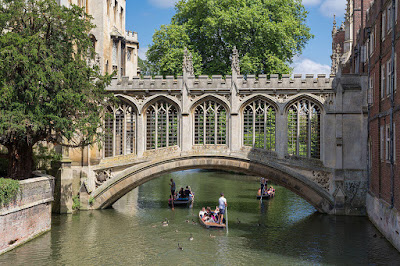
left=69, top=50, right=368, bottom=215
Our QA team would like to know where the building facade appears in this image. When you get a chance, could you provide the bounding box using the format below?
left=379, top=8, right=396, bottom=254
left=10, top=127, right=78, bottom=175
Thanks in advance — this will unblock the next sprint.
left=58, top=0, right=140, bottom=78
left=332, top=0, right=400, bottom=251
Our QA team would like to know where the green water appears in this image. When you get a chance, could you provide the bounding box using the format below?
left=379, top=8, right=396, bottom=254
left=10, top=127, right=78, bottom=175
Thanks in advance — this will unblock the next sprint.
left=1, top=170, right=399, bottom=265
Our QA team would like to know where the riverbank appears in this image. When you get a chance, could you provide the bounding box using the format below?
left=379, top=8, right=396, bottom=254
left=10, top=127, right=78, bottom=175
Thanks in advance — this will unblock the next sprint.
left=0, top=176, right=54, bottom=255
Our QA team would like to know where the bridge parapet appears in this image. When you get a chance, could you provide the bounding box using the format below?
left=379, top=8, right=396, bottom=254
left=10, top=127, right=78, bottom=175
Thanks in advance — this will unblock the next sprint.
left=109, top=73, right=334, bottom=92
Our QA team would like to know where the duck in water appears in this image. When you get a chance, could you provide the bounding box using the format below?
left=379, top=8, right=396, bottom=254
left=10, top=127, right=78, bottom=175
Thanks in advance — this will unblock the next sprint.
left=162, top=218, right=169, bottom=227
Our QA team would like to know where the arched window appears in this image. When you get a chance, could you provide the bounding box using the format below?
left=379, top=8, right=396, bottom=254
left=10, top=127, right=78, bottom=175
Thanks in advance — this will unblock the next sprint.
left=243, top=99, right=276, bottom=151
left=104, top=104, right=136, bottom=158
left=287, top=99, right=321, bottom=159
left=194, top=100, right=227, bottom=145
left=104, top=108, right=114, bottom=158
left=146, top=100, right=179, bottom=150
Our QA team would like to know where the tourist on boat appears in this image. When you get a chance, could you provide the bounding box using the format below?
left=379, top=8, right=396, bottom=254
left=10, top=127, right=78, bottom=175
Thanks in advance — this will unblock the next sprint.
left=184, top=186, right=191, bottom=197
left=178, top=187, right=184, bottom=198
left=170, top=179, right=176, bottom=198
left=218, top=193, right=227, bottom=224
left=260, top=177, right=265, bottom=195
left=199, top=207, right=207, bottom=220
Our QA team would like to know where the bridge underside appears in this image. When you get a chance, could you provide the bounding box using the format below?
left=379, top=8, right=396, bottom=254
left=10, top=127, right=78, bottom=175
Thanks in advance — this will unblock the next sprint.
left=91, top=154, right=335, bottom=213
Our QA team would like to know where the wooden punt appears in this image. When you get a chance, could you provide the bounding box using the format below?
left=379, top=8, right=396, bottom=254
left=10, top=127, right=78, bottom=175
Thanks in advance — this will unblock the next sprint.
left=168, top=196, right=194, bottom=207
left=256, top=193, right=274, bottom=200
left=198, top=211, right=226, bottom=229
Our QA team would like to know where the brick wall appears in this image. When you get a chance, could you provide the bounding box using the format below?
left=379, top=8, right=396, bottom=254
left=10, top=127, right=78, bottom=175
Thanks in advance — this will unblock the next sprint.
left=0, top=176, right=54, bottom=255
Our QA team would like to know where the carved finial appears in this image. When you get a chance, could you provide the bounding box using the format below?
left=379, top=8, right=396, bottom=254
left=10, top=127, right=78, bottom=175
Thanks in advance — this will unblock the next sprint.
left=183, top=47, right=194, bottom=76
left=332, top=14, right=337, bottom=36
left=232, top=46, right=240, bottom=75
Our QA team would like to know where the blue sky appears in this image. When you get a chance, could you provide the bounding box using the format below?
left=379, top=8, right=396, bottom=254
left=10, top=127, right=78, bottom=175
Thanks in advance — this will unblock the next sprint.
left=126, top=0, right=347, bottom=75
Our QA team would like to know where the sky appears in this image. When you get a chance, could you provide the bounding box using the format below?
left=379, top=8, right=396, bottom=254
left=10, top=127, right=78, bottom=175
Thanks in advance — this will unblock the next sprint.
left=126, top=0, right=347, bottom=75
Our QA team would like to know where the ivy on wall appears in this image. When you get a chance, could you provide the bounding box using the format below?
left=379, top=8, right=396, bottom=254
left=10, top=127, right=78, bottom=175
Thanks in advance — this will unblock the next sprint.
left=0, top=178, right=20, bottom=206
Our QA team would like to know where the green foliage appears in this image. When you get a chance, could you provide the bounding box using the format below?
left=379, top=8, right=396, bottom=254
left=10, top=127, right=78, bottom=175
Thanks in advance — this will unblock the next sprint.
left=72, top=195, right=81, bottom=210
left=138, top=57, right=156, bottom=77
left=33, top=143, right=62, bottom=171
left=147, top=0, right=312, bottom=76
left=147, top=24, right=202, bottom=77
left=88, top=196, right=94, bottom=206
left=0, top=178, right=20, bottom=206
left=0, top=0, right=114, bottom=178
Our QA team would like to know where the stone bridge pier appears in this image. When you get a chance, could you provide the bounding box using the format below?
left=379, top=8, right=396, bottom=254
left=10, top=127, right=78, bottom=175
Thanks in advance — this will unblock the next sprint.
left=60, top=49, right=368, bottom=215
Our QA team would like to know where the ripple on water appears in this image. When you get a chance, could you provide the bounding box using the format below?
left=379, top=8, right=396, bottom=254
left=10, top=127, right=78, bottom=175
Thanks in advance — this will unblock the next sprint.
left=0, top=171, right=399, bottom=265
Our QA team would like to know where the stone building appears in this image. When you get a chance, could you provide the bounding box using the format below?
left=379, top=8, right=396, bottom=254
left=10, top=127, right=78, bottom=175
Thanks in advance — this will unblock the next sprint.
left=57, top=0, right=140, bottom=78
left=332, top=0, right=400, bottom=252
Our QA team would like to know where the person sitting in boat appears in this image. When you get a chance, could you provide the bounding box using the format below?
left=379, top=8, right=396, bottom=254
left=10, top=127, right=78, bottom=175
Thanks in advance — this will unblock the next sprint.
left=178, top=187, right=184, bottom=198
left=184, top=186, right=191, bottom=197
left=199, top=207, right=207, bottom=220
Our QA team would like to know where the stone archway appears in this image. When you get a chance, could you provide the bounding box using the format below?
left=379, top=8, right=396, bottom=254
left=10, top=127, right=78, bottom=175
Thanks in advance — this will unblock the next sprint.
left=91, top=155, right=334, bottom=213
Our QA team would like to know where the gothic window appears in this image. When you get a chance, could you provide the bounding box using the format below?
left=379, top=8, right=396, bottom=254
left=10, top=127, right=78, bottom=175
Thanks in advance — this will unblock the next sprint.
left=146, top=100, right=179, bottom=150
left=243, top=99, right=276, bottom=151
left=112, top=41, right=117, bottom=66
left=194, top=100, right=227, bottom=145
left=104, top=104, right=137, bottom=158
left=287, top=99, right=321, bottom=159
left=115, top=109, right=124, bottom=156
left=104, top=108, right=114, bottom=158
left=127, top=49, right=132, bottom=61
left=125, top=107, right=136, bottom=154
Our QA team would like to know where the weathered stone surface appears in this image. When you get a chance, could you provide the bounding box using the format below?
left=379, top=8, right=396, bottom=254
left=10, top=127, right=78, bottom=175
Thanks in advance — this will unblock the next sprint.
left=367, top=193, right=400, bottom=252
left=0, top=176, right=54, bottom=255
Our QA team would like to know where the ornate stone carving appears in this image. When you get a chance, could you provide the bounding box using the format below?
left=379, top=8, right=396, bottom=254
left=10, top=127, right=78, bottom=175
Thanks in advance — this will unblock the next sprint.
left=183, top=47, right=194, bottom=76
left=311, top=170, right=330, bottom=191
left=272, top=94, right=289, bottom=103
left=95, top=169, right=113, bottom=188
left=232, top=46, right=240, bottom=74
left=331, top=44, right=342, bottom=75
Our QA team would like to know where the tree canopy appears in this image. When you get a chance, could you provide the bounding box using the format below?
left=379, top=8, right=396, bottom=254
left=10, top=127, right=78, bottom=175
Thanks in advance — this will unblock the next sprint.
left=147, top=0, right=313, bottom=76
left=0, top=0, right=113, bottom=179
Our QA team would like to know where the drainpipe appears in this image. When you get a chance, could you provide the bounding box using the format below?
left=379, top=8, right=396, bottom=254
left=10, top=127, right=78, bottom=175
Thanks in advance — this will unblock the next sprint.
left=390, top=0, right=396, bottom=208
left=366, top=26, right=372, bottom=192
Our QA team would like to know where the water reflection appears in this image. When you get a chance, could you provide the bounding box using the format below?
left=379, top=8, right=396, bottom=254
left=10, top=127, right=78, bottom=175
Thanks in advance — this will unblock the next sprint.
left=0, top=170, right=399, bottom=265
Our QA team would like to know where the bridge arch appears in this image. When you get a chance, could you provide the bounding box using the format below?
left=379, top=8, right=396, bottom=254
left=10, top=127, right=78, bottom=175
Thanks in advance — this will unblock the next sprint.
left=91, top=155, right=334, bottom=213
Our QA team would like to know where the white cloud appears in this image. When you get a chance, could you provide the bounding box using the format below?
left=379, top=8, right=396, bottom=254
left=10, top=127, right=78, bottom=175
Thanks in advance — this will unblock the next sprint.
left=319, top=0, right=347, bottom=18
left=138, top=46, right=149, bottom=60
left=291, top=57, right=331, bottom=76
left=148, top=0, right=177, bottom=8
left=302, top=0, right=321, bottom=6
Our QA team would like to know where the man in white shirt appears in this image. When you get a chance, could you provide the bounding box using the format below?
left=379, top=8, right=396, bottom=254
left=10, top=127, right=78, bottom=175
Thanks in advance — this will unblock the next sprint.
left=218, top=193, right=227, bottom=224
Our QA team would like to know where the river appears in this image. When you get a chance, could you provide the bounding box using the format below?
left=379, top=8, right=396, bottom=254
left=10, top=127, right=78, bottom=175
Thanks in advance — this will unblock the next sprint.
left=1, top=170, right=399, bottom=265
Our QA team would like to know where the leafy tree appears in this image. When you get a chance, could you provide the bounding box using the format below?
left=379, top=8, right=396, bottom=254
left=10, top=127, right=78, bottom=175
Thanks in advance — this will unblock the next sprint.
left=138, top=57, right=156, bottom=77
left=146, top=24, right=202, bottom=77
left=148, top=0, right=312, bottom=76
left=0, top=0, right=113, bottom=179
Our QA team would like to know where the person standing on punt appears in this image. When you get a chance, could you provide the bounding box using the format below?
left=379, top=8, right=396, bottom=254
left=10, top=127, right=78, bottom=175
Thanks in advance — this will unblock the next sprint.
left=170, top=179, right=176, bottom=198
left=260, top=177, right=265, bottom=195
left=218, top=193, right=227, bottom=224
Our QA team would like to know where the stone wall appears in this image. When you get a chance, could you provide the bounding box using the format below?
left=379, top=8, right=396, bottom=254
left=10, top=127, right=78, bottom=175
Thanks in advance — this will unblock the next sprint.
left=0, top=176, right=54, bottom=255
left=367, top=193, right=400, bottom=252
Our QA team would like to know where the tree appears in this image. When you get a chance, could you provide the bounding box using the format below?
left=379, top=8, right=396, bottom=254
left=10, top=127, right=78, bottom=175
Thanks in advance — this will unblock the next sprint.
left=147, top=24, right=202, bottom=77
left=0, top=0, right=113, bottom=179
left=138, top=57, right=156, bottom=77
left=148, top=0, right=312, bottom=76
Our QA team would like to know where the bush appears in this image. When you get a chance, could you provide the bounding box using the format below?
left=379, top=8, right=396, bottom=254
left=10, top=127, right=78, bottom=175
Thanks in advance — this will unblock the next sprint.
left=0, top=178, right=20, bottom=206
left=72, top=195, right=81, bottom=210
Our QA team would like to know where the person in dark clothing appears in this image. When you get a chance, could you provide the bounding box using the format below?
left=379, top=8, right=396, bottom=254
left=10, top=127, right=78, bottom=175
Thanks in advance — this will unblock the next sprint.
left=169, top=179, right=176, bottom=198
